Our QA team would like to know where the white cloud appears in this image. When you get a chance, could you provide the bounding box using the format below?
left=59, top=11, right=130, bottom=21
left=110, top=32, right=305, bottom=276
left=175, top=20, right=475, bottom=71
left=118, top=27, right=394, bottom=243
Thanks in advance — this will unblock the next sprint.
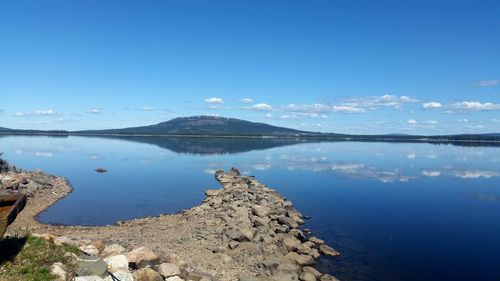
left=139, top=106, right=155, bottom=111
left=284, top=103, right=330, bottom=113
left=332, top=106, right=366, bottom=113
left=491, top=119, right=500, bottom=123
left=207, top=104, right=229, bottom=110
left=239, top=98, right=253, bottom=104
left=15, top=109, right=55, bottom=117
left=466, top=124, right=485, bottom=129
left=422, top=101, right=442, bottom=109
left=282, top=103, right=365, bottom=114
left=422, top=120, right=438, bottom=125
left=19, top=120, right=50, bottom=124
left=476, top=79, right=499, bottom=87
left=205, top=97, right=224, bottom=104
left=343, top=94, right=419, bottom=110
left=457, top=119, right=469, bottom=123
left=280, top=112, right=322, bottom=119
left=35, top=110, right=54, bottom=115
left=89, top=107, right=102, bottom=114
left=251, top=103, right=273, bottom=111
left=407, top=119, right=417, bottom=125
left=453, top=101, right=500, bottom=111
left=57, top=117, right=81, bottom=123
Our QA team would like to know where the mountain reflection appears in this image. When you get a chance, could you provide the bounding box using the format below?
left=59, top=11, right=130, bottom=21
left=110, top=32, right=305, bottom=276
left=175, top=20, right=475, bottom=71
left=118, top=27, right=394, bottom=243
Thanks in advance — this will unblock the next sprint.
left=75, top=136, right=500, bottom=156
left=92, top=136, right=316, bottom=155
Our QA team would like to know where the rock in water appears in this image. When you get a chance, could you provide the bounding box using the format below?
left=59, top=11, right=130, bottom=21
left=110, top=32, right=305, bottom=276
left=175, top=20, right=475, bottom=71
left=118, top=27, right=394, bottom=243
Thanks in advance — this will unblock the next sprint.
left=319, top=245, right=340, bottom=257
left=320, top=274, right=340, bottom=281
left=95, top=168, right=107, bottom=173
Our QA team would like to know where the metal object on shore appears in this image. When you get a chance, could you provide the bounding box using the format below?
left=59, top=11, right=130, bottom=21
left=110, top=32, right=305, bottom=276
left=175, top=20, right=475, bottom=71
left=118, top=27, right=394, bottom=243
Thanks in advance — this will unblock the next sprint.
left=0, top=193, right=27, bottom=237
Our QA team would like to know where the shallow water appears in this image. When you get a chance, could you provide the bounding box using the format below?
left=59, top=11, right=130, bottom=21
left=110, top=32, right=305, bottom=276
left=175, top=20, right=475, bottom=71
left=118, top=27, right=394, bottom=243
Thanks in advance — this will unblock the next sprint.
left=1, top=135, right=499, bottom=281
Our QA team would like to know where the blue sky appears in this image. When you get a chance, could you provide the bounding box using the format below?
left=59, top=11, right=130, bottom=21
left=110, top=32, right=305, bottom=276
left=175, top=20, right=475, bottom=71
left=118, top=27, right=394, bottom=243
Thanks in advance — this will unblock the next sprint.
left=0, top=0, right=499, bottom=134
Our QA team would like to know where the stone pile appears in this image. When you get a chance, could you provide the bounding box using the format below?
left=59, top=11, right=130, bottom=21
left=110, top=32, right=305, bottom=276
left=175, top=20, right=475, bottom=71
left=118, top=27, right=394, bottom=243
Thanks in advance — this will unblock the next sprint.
left=33, top=233, right=220, bottom=281
left=197, top=168, right=341, bottom=281
left=0, top=170, right=55, bottom=196
left=6, top=167, right=342, bottom=281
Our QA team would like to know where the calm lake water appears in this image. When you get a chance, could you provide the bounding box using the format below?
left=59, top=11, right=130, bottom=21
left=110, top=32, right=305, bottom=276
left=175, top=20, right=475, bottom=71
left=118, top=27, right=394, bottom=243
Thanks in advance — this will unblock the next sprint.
left=1, top=135, right=500, bottom=281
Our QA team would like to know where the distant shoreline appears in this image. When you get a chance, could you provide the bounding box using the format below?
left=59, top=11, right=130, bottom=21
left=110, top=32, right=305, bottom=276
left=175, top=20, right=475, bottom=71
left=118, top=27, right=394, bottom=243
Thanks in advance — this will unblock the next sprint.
left=1, top=132, right=500, bottom=145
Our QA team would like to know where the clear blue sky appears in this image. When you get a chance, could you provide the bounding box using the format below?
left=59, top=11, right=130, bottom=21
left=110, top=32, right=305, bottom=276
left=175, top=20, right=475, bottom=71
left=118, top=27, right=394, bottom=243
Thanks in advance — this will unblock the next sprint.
left=1, top=0, right=499, bottom=134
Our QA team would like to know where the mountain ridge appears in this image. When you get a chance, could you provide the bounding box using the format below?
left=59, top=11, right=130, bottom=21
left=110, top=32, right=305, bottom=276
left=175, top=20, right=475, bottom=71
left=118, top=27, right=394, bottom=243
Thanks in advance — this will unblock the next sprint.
left=0, top=116, right=499, bottom=142
left=75, top=115, right=326, bottom=136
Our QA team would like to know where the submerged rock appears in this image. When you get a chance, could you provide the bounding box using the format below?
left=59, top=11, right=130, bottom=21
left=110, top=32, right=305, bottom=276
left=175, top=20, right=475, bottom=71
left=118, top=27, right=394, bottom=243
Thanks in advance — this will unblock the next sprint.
left=95, top=168, right=107, bottom=173
left=319, top=245, right=340, bottom=257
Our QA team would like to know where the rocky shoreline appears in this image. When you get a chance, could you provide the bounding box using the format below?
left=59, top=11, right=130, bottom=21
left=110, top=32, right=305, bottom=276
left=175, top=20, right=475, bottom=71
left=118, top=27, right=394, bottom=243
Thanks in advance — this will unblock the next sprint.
left=1, top=167, right=340, bottom=281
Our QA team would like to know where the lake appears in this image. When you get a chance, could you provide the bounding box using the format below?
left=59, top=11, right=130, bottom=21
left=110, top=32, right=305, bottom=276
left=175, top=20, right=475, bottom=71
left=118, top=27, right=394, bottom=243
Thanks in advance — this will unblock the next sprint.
left=1, top=135, right=499, bottom=281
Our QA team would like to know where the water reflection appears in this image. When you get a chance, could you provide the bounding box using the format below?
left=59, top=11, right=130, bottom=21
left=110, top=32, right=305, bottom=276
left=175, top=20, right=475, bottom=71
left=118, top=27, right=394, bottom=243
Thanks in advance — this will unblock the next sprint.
left=95, top=136, right=312, bottom=155
left=1, top=135, right=500, bottom=281
left=468, top=193, right=500, bottom=202
left=451, top=170, right=500, bottom=179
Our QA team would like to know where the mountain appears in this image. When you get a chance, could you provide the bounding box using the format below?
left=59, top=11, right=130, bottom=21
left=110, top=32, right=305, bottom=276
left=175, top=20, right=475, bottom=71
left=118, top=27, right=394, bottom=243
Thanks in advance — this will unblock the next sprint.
left=76, top=116, right=323, bottom=137
left=1, top=116, right=499, bottom=145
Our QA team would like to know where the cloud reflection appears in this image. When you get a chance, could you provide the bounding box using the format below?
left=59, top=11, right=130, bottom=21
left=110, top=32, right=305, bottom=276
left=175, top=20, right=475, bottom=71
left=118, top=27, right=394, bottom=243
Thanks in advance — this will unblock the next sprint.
left=422, top=170, right=441, bottom=177
left=452, top=170, right=500, bottom=179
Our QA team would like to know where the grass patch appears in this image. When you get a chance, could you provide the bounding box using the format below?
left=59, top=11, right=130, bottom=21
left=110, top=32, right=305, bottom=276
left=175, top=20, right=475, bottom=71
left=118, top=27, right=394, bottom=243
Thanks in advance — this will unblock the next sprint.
left=0, top=234, right=80, bottom=281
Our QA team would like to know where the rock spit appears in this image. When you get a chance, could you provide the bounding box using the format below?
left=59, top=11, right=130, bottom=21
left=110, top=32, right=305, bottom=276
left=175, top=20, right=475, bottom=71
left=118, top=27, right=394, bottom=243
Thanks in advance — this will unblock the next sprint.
left=3, top=168, right=341, bottom=280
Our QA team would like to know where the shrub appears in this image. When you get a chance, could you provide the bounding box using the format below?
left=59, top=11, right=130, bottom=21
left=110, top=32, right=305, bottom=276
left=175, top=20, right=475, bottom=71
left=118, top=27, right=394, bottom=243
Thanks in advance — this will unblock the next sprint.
left=0, top=152, right=10, bottom=172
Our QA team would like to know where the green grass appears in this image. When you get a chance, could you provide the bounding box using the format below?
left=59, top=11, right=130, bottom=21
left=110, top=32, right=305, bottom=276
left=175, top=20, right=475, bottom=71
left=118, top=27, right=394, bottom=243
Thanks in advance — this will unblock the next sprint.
left=0, top=234, right=80, bottom=281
